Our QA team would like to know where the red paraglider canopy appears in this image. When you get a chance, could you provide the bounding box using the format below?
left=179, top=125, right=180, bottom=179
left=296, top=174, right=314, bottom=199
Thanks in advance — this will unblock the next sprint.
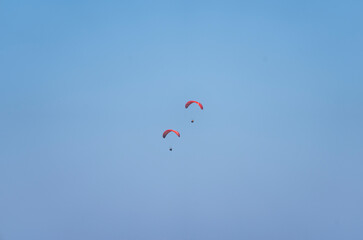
left=185, top=100, right=203, bottom=110
left=163, top=129, right=180, bottom=138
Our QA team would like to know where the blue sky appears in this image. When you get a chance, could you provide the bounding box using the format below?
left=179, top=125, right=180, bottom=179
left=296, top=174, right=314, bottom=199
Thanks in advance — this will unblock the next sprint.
left=1, top=1, right=363, bottom=239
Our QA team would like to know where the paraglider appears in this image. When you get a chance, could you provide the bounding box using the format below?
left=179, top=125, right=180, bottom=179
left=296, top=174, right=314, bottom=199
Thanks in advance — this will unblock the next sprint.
left=185, top=100, right=203, bottom=123
left=163, top=129, right=180, bottom=151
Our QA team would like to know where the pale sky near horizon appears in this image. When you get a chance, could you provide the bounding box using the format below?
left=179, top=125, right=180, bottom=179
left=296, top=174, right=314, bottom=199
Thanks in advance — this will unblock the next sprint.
left=1, top=1, right=363, bottom=239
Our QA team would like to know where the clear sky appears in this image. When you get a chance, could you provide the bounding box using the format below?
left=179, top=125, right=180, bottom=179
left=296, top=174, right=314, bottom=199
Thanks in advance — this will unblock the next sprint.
left=1, top=1, right=363, bottom=239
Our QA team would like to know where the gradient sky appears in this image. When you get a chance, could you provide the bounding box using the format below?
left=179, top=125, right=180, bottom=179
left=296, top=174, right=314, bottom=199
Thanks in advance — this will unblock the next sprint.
left=1, top=1, right=363, bottom=239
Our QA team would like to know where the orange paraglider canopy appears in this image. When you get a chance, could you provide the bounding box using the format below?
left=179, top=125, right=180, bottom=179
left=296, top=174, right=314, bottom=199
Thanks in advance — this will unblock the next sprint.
left=163, top=129, right=180, bottom=138
left=185, top=100, right=203, bottom=110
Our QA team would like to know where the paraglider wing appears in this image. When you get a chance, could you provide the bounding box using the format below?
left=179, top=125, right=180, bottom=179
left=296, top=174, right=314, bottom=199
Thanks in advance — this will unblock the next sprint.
left=185, top=100, right=203, bottom=110
left=163, top=129, right=180, bottom=138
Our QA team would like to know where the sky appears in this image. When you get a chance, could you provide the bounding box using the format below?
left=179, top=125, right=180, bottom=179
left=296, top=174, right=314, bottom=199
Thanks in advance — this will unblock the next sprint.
left=1, top=1, right=363, bottom=239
